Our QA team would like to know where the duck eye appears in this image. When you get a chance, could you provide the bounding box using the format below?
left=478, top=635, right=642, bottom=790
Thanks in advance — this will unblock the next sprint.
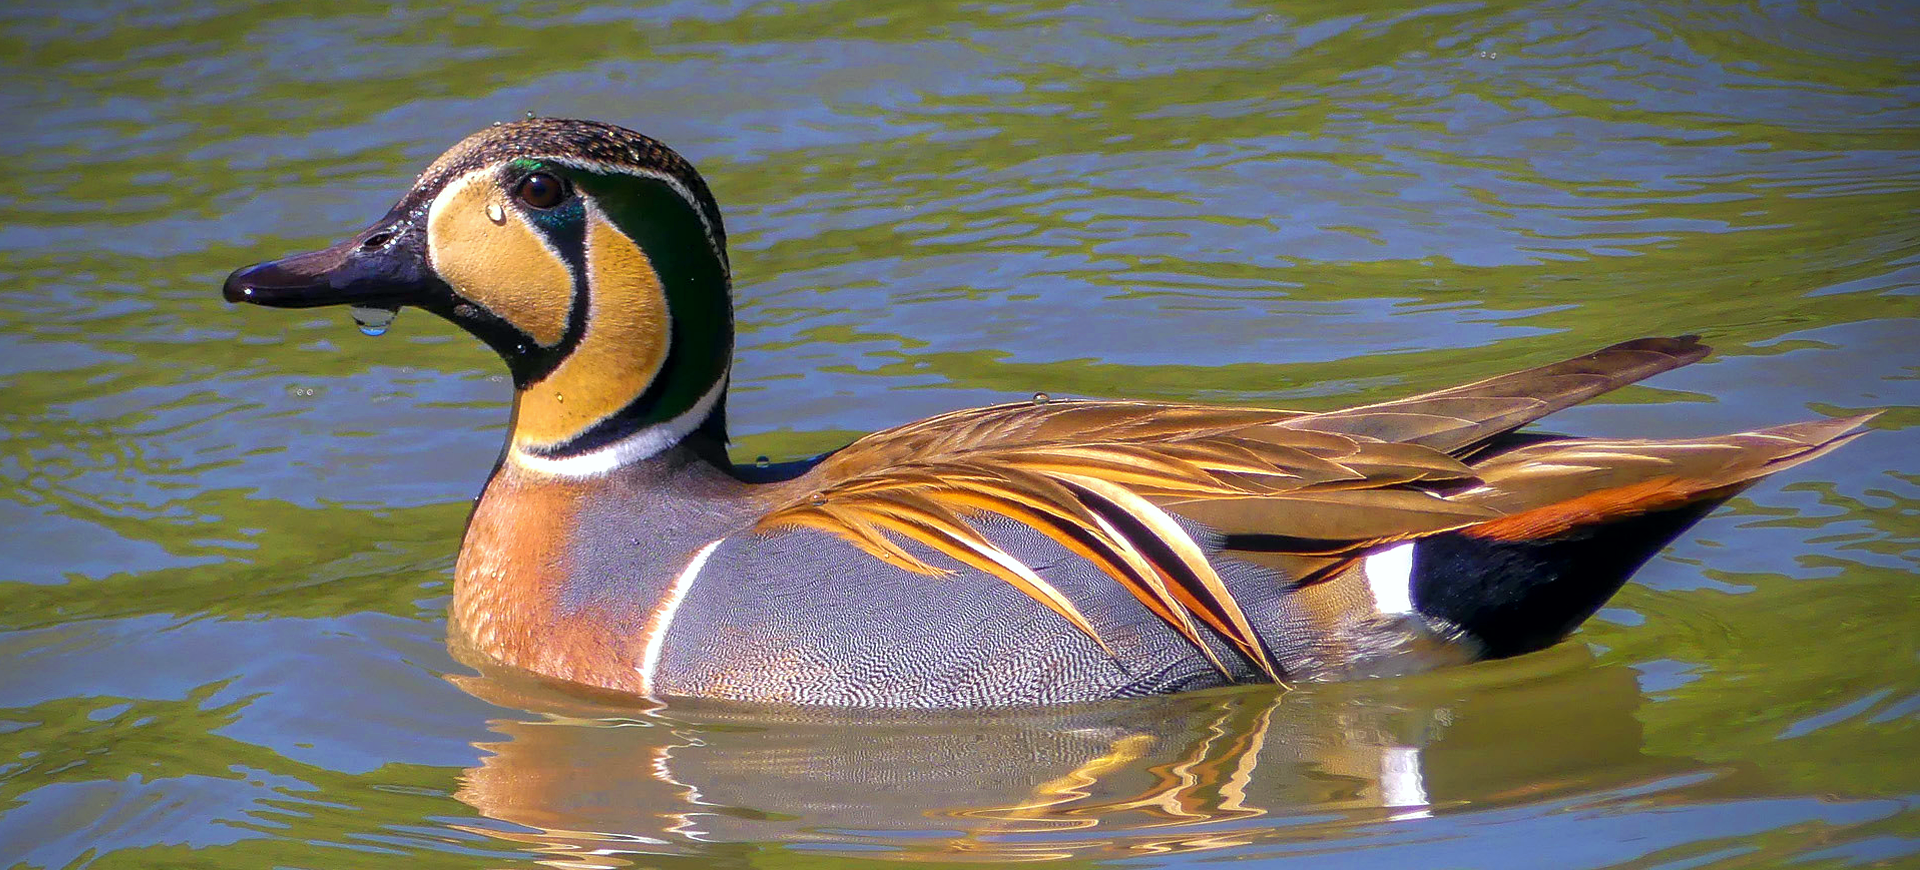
left=514, top=172, right=566, bottom=209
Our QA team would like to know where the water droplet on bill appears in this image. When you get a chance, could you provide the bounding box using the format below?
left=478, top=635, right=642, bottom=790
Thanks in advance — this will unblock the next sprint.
left=755, top=456, right=771, bottom=468
left=349, top=305, right=398, bottom=337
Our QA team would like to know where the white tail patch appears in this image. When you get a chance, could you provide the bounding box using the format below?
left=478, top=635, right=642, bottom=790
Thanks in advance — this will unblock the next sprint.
left=636, top=538, right=723, bottom=696
left=1365, top=541, right=1417, bottom=616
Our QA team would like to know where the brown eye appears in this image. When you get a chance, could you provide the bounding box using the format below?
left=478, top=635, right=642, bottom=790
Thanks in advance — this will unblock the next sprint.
left=514, top=172, right=566, bottom=209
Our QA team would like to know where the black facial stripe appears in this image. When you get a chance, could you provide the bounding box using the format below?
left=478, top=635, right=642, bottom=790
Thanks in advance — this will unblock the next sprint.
left=498, top=198, right=590, bottom=388
left=545, top=201, right=592, bottom=377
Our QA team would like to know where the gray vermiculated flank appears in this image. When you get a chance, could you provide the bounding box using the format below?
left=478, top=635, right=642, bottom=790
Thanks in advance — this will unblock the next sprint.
left=654, top=518, right=1272, bottom=707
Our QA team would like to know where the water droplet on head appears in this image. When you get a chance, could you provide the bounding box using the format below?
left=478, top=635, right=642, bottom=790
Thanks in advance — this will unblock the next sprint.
left=1032, top=391, right=1051, bottom=405
left=810, top=496, right=827, bottom=507
left=485, top=203, right=505, bottom=224
left=349, top=305, right=398, bottom=337
left=525, top=110, right=535, bottom=120
left=755, top=456, right=770, bottom=468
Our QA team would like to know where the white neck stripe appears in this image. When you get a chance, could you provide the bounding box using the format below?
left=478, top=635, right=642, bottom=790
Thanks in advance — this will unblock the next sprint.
left=508, top=374, right=727, bottom=478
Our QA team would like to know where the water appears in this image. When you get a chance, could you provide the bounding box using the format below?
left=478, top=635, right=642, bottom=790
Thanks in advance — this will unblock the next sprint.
left=2, top=1, right=1916, bottom=867
left=349, top=306, right=398, bottom=337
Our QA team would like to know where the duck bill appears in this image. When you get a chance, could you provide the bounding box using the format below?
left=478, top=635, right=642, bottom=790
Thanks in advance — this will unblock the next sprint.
left=222, top=226, right=440, bottom=310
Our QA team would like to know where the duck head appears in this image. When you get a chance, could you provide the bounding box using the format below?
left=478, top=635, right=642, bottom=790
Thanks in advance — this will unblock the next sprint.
left=224, top=119, right=734, bottom=474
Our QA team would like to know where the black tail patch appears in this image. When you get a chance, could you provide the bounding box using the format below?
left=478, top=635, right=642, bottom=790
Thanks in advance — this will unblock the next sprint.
left=1409, top=498, right=1728, bottom=659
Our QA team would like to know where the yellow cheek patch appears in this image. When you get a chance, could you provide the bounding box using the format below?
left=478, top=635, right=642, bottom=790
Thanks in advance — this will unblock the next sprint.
left=427, top=173, right=574, bottom=347
left=512, top=207, right=671, bottom=449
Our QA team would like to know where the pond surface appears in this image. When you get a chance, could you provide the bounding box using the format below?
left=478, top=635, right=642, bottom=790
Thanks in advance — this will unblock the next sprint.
left=2, top=0, right=1917, bottom=867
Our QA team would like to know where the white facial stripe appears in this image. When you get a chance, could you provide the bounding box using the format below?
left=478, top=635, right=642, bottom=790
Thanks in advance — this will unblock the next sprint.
left=507, top=373, right=727, bottom=478
left=637, top=538, right=724, bottom=697
left=1366, top=541, right=1417, bottom=616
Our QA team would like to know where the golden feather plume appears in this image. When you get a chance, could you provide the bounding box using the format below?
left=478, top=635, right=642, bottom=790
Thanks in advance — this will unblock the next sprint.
left=752, top=337, right=1859, bottom=683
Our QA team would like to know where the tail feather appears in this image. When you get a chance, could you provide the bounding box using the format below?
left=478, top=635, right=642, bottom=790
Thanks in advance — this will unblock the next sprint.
left=1737, top=413, right=1878, bottom=469
left=1406, top=412, right=1876, bottom=659
left=1451, top=413, right=1878, bottom=537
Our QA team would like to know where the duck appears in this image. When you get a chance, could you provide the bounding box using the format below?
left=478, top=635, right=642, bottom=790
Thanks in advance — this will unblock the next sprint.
left=222, top=118, right=1873, bottom=708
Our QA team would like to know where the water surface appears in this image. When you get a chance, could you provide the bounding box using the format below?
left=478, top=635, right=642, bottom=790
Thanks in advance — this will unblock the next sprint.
left=2, top=1, right=1917, bottom=867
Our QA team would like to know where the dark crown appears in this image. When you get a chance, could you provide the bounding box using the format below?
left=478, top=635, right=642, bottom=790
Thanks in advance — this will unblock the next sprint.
left=417, top=118, right=728, bottom=256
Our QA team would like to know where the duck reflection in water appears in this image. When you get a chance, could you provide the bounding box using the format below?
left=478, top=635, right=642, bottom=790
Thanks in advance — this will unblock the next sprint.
left=444, top=650, right=1687, bottom=865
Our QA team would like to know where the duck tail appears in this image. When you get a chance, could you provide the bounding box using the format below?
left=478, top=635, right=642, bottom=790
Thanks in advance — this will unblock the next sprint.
left=1406, top=413, right=1877, bottom=659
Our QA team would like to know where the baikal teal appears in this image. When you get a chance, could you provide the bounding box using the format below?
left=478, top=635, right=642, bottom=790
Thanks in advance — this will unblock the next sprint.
left=225, top=118, right=1873, bottom=711
left=1, top=1, right=1916, bottom=868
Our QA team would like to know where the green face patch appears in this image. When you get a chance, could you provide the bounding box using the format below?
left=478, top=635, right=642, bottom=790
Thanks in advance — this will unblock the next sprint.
left=564, top=168, right=732, bottom=434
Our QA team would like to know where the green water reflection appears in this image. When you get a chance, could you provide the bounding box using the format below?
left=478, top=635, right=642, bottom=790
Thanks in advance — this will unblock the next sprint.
left=1, top=0, right=1916, bottom=867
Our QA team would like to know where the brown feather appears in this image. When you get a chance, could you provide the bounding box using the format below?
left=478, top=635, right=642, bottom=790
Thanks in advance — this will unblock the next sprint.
left=923, top=475, right=1224, bottom=667
left=1160, top=489, right=1499, bottom=541
left=1462, top=476, right=1709, bottom=541
left=1221, top=549, right=1349, bottom=583
left=751, top=336, right=1870, bottom=683
left=822, top=494, right=1111, bottom=654
left=1287, top=336, right=1711, bottom=451
left=1457, top=414, right=1878, bottom=538
left=1057, top=473, right=1277, bottom=677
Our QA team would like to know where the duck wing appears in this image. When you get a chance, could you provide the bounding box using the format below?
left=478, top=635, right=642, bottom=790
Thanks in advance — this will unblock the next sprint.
left=752, top=336, right=1722, bottom=679
left=1279, top=334, right=1710, bottom=451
